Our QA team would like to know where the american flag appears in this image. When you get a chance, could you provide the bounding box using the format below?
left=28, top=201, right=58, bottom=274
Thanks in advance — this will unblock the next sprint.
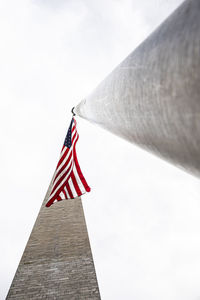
left=46, top=117, right=91, bottom=207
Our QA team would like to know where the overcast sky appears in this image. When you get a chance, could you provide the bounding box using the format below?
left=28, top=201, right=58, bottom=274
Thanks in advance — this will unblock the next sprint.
left=2, top=0, right=200, bottom=299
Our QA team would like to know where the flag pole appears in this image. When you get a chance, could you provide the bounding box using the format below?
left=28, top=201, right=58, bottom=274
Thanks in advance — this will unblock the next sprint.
left=74, top=0, right=200, bottom=178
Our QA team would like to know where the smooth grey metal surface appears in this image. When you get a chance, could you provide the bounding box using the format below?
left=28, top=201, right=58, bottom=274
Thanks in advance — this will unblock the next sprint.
left=75, top=0, right=200, bottom=177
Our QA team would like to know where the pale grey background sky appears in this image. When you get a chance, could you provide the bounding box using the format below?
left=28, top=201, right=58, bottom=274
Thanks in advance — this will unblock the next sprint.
left=1, top=0, right=200, bottom=299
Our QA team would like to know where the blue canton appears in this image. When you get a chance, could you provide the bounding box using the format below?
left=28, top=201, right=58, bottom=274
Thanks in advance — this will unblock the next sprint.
left=64, top=118, right=74, bottom=148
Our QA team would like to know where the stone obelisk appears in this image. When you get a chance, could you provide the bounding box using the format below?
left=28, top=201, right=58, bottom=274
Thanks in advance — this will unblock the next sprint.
left=7, top=185, right=100, bottom=299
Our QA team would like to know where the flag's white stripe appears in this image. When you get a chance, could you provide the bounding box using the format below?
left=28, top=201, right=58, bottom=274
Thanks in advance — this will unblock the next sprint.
left=68, top=177, right=78, bottom=198
left=64, top=186, right=70, bottom=199
left=53, top=133, right=78, bottom=187
left=60, top=145, right=67, bottom=158
left=52, top=155, right=73, bottom=190
left=54, top=152, right=73, bottom=185
left=56, top=146, right=72, bottom=174
left=73, top=164, right=86, bottom=194
left=56, top=130, right=78, bottom=174
left=50, top=161, right=73, bottom=198
left=60, top=191, right=65, bottom=200
left=49, top=161, right=74, bottom=200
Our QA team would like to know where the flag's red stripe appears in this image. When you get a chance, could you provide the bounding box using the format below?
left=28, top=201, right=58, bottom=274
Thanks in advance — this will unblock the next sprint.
left=50, top=161, right=73, bottom=196
left=47, top=160, right=75, bottom=206
left=56, top=147, right=68, bottom=169
left=46, top=180, right=69, bottom=207
left=57, top=195, right=62, bottom=201
left=53, top=151, right=72, bottom=183
left=73, top=145, right=91, bottom=192
left=47, top=169, right=73, bottom=205
left=62, top=188, right=67, bottom=199
left=66, top=182, right=73, bottom=199
left=52, top=179, right=72, bottom=203
left=71, top=171, right=82, bottom=196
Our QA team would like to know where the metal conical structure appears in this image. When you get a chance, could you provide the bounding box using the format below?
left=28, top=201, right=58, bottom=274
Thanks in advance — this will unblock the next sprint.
left=7, top=185, right=100, bottom=299
left=75, top=0, right=200, bottom=178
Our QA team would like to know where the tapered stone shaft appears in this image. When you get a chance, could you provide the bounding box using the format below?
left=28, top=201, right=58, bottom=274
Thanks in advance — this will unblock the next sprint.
left=7, top=187, right=100, bottom=299
left=75, top=0, right=200, bottom=177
